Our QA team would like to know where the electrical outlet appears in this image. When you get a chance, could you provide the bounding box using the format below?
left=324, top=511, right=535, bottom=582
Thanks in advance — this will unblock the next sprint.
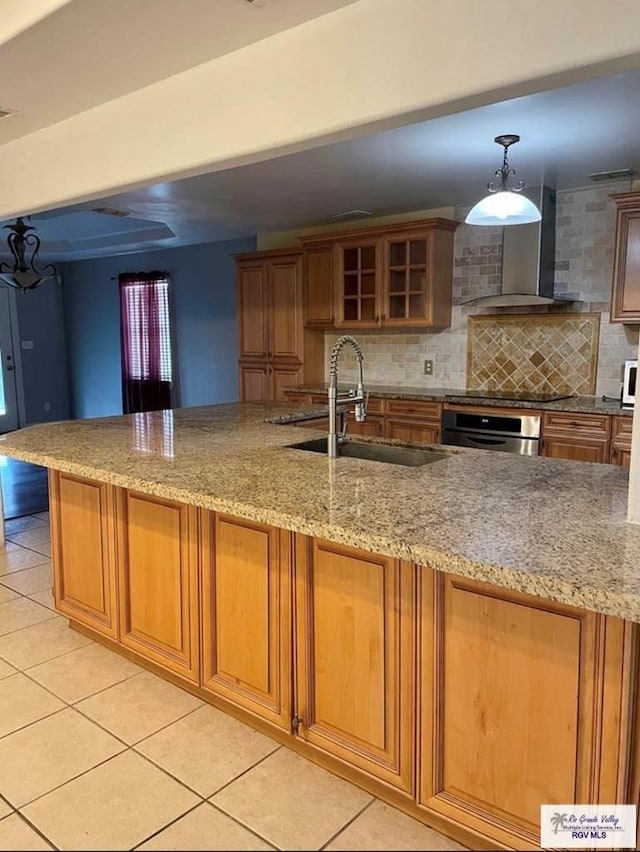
left=43, top=402, right=50, bottom=412
left=423, top=359, right=433, bottom=376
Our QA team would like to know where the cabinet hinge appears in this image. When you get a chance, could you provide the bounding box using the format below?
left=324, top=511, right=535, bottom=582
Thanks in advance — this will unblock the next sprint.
left=291, top=714, right=304, bottom=732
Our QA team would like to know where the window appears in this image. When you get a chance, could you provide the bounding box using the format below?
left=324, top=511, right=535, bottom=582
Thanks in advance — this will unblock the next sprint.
left=119, top=271, right=174, bottom=414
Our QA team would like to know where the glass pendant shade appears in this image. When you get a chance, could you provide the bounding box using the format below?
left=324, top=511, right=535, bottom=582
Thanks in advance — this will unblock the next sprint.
left=465, top=190, right=542, bottom=226
left=465, top=134, right=541, bottom=226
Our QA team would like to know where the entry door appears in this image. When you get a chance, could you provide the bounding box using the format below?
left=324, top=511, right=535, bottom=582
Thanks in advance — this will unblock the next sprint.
left=0, top=289, right=18, bottom=433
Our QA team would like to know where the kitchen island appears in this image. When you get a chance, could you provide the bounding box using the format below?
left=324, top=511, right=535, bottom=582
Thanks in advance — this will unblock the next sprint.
left=1, top=402, right=639, bottom=851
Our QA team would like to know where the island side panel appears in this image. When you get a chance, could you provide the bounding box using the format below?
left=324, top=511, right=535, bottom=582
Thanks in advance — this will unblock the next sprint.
left=418, top=567, right=638, bottom=851
left=200, top=511, right=292, bottom=731
left=49, top=470, right=118, bottom=639
left=293, top=535, right=415, bottom=795
left=115, top=489, right=200, bottom=683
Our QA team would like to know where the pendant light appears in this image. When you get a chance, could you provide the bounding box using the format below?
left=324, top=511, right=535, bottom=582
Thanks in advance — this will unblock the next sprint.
left=0, top=217, right=57, bottom=293
left=465, top=135, right=541, bottom=226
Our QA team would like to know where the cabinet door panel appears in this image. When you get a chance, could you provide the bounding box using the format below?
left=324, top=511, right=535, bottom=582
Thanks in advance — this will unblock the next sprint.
left=117, top=490, right=199, bottom=681
left=50, top=471, right=118, bottom=638
left=239, top=363, right=270, bottom=402
left=541, top=435, right=609, bottom=463
left=611, top=202, right=640, bottom=322
left=385, top=417, right=440, bottom=444
left=237, top=263, right=268, bottom=359
left=295, top=537, right=414, bottom=793
left=201, top=513, right=291, bottom=730
left=272, top=363, right=304, bottom=402
left=270, top=255, right=302, bottom=359
left=304, top=245, right=334, bottom=328
left=418, top=570, right=622, bottom=849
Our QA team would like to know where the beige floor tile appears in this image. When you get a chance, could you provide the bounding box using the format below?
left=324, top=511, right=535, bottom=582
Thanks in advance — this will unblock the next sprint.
left=7, top=528, right=51, bottom=548
left=325, top=799, right=466, bottom=850
left=0, top=548, right=50, bottom=576
left=26, top=543, right=51, bottom=559
left=0, top=542, right=19, bottom=555
left=0, top=598, right=57, bottom=637
left=28, top=642, right=141, bottom=703
left=0, top=673, right=64, bottom=738
left=211, top=748, right=372, bottom=851
left=0, top=660, right=16, bottom=680
left=137, top=802, right=274, bottom=850
left=136, top=704, right=279, bottom=796
left=5, top=516, right=48, bottom=534
left=0, top=586, right=19, bottom=604
left=0, top=814, right=52, bottom=850
left=0, top=707, right=126, bottom=807
left=32, top=512, right=50, bottom=522
left=0, top=798, right=11, bottom=819
left=0, top=617, right=90, bottom=669
left=76, top=671, right=203, bottom=744
left=28, top=588, right=56, bottom=611
left=23, top=750, right=200, bottom=851
left=0, top=563, right=52, bottom=595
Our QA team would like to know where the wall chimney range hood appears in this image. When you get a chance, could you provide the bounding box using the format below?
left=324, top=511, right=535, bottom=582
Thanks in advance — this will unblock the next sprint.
left=463, top=186, right=575, bottom=308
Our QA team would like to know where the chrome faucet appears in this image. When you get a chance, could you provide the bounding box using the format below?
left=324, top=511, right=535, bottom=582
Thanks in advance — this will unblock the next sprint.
left=328, top=335, right=367, bottom=457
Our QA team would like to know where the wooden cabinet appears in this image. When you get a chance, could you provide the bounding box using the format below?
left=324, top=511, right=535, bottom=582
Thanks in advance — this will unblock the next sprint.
left=116, top=490, right=200, bottom=682
left=294, top=536, right=415, bottom=794
left=610, top=192, right=640, bottom=323
left=611, top=414, right=633, bottom=467
left=49, top=471, right=118, bottom=639
left=236, top=250, right=323, bottom=401
left=300, top=219, right=458, bottom=331
left=200, top=513, right=292, bottom=731
left=385, top=399, right=442, bottom=444
left=418, top=569, right=635, bottom=850
left=541, top=411, right=611, bottom=463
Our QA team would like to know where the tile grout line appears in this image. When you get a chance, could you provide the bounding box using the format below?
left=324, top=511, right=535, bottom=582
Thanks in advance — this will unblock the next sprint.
left=129, top=799, right=208, bottom=851
left=10, top=809, right=59, bottom=851
left=318, top=796, right=377, bottom=851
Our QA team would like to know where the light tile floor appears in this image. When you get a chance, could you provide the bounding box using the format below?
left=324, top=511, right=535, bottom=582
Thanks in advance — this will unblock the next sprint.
left=0, top=511, right=466, bottom=851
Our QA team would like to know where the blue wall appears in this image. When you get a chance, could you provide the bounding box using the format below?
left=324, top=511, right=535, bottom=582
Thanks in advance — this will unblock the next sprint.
left=61, top=237, right=256, bottom=419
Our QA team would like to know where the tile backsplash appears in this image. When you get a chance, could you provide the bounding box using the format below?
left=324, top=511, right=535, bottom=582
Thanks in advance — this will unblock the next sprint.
left=325, top=184, right=639, bottom=396
left=467, top=313, right=600, bottom=396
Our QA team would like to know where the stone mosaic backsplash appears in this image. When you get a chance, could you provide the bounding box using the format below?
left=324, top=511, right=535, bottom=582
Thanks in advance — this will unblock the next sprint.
left=467, top=313, right=600, bottom=395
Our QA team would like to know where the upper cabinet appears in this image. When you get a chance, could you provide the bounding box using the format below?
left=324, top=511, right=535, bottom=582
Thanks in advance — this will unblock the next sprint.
left=300, top=218, right=459, bottom=330
left=610, top=192, right=640, bottom=323
left=236, top=250, right=324, bottom=402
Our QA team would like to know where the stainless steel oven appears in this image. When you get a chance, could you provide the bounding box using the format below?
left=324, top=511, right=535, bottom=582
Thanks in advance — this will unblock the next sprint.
left=441, top=410, right=541, bottom=455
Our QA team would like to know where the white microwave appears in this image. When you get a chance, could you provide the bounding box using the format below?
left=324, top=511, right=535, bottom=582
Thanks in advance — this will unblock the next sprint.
left=622, top=359, right=637, bottom=408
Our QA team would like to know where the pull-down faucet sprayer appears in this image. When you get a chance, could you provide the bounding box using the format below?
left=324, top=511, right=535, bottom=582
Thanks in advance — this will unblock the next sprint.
left=327, top=335, right=367, bottom=458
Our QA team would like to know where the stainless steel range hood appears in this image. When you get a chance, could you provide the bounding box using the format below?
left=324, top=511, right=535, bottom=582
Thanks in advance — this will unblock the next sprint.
left=463, top=186, right=575, bottom=308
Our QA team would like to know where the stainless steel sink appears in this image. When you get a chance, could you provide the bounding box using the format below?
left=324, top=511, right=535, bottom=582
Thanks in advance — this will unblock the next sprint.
left=287, top=437, right=450, bottom=467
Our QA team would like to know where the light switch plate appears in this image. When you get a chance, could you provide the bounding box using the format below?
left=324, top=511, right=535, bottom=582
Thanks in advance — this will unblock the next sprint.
left=424, top=359, right=433, bottom=376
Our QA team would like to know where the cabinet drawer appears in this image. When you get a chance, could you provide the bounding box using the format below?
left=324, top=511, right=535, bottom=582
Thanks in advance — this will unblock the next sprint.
left=543, top=412, right=611, bottom=437
left=385, top=399, right=441, bottom=420
left=310, top=393, right=328, bottom=404
left=284, top=391, right=310, bottom=403
left=309, top=394, right=383, bottom=414
left=612, top=414, right=633, bottom=443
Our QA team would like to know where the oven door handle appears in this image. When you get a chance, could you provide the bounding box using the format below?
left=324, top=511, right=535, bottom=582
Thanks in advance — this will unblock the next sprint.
left=466, top=436, right=508, bottom=446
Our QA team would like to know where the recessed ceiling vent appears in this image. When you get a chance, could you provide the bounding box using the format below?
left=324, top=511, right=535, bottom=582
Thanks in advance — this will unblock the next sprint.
left=329, top=209, right=372, bottom=220
left=589, top=168, right=635, bottom=182
left=91, top=207, right=132, bottom=217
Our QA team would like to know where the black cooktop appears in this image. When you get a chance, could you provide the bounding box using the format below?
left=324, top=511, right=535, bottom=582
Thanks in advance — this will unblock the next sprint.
left=446, top=390, right=574, bottom=403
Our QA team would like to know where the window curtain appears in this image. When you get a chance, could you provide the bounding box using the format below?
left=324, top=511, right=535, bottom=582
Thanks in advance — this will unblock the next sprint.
left=119, top=271, right=172, bottom=414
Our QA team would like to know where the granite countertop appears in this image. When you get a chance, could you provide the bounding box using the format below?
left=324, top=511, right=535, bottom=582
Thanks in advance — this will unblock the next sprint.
left=287, top=384, right=632, bottom=416
left=1, top=402, right=639, bottom=622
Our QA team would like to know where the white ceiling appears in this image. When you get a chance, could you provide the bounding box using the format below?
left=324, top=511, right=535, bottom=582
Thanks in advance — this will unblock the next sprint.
left=0, top=0, right=357, bottom=145
left=14, top=66, right=640, bottom=262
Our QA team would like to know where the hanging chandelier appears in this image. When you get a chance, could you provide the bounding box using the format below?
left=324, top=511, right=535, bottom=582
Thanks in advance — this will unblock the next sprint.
left=0, top=217, right=57, bottom=292
left=465, top=135, right=541, bottom=226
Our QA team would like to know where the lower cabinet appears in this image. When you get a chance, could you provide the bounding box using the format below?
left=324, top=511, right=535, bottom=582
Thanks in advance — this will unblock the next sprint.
left=200, top=512, right=292, bottom=731
left=611, top=415, right=633, bottom=467
left=418, top=569, right=634, bottom=849
left=116, top=490, right=200, bottom=682
left=385, top=416, right=440, bottom=444
left=541, top=412, right=611, bottom=464
left=49, top=471, right=118, bottom=639
left=50, top=483, right=638, bottom=851
left=293, top=536, right=415, bottom=794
